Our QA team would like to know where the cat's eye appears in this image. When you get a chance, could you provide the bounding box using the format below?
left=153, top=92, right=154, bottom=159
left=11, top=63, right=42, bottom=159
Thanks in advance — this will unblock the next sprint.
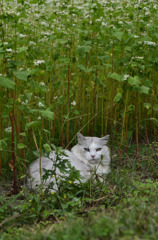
left=84, top=148, right=90, bottom=152
left=96, top=148, right=102, bottom=151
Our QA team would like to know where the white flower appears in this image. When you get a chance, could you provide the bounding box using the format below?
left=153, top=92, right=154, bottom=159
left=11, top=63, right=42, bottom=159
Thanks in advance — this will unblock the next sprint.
left=123, top=74, right=129, bottom=81
left=5, top=127, right=12, bottom=133
left=71, top=101, right=76, bottom=106
left=38, top=116, right=41, bottom=120
left=21, top=99, right=28, bottom=105
left=39, top=82, right=45, bottom=86
left=41, top=31, right=53, bottom=36
left=134, top=35, right=139, bottom=39
left=6, top=48, right=13, bottom=52
left=95, top=19, right=101, bottom=23
left=29, top=41, right=36, bottom=46
left=3, top=42, right=8, bottom=45
left=38, top=102, right=44, bottom=107
left=53, top=96, right=58, bottom=100
left=143, top=7, right=149, bottom=11
left=34, top=60, right=45, bottom=66
left=102, top=22, right=107, bottom=26
left=144, top=41, right=156, bottom=47
left=19, top=34, right=26, bottom=38
left=39, top=37, right=48, bottom=43
left=132, top=56, right=144, bottom=60
left=41, top=21, right=49, bottom=27
left=145, top=12, right=150, bottom=16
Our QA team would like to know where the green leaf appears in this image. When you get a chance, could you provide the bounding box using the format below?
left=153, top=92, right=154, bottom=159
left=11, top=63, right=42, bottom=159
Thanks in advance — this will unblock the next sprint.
left=20, top=132, right=27, bottom=137
left=138, top=85, right=150, bottom=94
left=17, top=46, right=28, bottom=53
left=43, top=143, right=52, bottom=153
left=25, top=121, right=40, bottom=130
left=13, top=70, right=30, bottom=81
left=33, top=151, right=40, bottom=158
left=124, top=46, right=132, bottom=52
left=112, top=31, right=123, bottom=41
left=77, top=65, right=94, bottom=73
left=17, top=143, right=27, bottom=149
left=114, top=93, right=122, bottom=103
left=0, top=47, right=5, bottom=53
left=144, top=103, right=151, bottom=110
left=153, top=104, right=158, bottom=111
left=57, top=96, right=65, bottom=105
left=0, top=76, right=15, bottom=89
left=128, top=76, right=140, bottom=86
left=74, top=110, right=79, bottom=115
left=59, top=57, right=70, bottom=65
left=108, top=72, right=121, bottom=81
left=150, top=118, right=158, bottom=125
left=0, top=138, right=8, bottom=151
left=40, top=109, right=54, bottom=120
left=128, top=105, right=135, bottom=111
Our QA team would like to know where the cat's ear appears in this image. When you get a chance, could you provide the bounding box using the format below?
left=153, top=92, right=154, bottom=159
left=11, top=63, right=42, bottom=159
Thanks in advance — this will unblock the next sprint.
left=100, top=135, right=110, bottom=145
left=77, top=132, right=85, bottom=144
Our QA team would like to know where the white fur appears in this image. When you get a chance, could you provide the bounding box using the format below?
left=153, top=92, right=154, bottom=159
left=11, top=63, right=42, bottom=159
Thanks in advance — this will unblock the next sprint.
left=26, top=133, right=110, bottom=192
left=72, top=133, right=111, bottom=180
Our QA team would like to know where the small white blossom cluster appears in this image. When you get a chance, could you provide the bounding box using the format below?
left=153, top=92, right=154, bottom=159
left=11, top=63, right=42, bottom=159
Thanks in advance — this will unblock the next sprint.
left=144, top=41, right=156, bottom=47
left=71, top=101, right=76, bottom=106
left=41, top=21, right=49, bottom=27
left=38, top=102, right=44, bottom=107
left=29, top=41, right=36, bottom=46
left=123, top=74, right=129, bottom=81
left=41, top=31, right=53, bottom=36
left=5, top=127, right=12, bottom=133
left=39, top=82, right=45, bottom=86
left=22, top=99, right=29, bottom=105
left=39, top=37, right=49, bottom=43
left=3, top=9, right=19, bottom=17
left=6, top=48, right=13, bottom=52
left=19, top=34, right=27, bottom=38
left=34, top=60, right=45, bottom=66
left=132, top=56, right=144, bottom=60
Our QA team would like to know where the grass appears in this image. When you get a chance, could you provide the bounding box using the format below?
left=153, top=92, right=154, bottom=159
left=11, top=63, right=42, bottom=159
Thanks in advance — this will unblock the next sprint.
left=0, top=144, right=158, bottom=240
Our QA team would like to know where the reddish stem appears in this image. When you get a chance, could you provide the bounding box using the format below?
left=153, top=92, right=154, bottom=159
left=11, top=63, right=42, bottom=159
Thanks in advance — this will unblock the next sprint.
left=13, top=115, right=26, bottom=173
left=10, top=113, right=18, bottom=194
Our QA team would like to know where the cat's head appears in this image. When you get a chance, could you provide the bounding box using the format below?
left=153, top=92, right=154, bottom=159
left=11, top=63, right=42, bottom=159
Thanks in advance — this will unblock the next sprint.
left=77, top=133, right=110, bottom=164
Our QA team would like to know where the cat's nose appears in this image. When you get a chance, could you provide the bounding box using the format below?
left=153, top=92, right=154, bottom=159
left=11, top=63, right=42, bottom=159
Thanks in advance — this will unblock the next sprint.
left=91, top=155, right=95, bottom=159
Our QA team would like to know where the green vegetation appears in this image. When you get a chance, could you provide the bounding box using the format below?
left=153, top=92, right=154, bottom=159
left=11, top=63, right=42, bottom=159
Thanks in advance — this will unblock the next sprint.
left=0, top=161, right=158, bottom=239
left=0, top=0, right=158, bottom=239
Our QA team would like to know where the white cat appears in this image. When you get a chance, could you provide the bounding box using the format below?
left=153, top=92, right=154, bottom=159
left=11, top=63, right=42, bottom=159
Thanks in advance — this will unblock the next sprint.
left=72, top=133, right=111, bottom=180
left=26, top=133, right=110, bottom=192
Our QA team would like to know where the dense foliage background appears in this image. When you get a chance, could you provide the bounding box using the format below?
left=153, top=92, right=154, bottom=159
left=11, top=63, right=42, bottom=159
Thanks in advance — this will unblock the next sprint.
left=0, top=1, right=158, bottom=239
left=0, top=0, right=158, bottom=176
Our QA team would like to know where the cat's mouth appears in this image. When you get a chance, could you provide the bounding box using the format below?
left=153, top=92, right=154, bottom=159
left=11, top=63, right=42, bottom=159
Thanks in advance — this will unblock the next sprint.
left=89, top=159, right=98, bottom=164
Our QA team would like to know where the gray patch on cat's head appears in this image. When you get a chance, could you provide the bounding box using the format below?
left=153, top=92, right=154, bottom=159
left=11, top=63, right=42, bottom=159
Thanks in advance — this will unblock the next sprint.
left=77, top=133, right=86, bottom=144
left=77, top=133, right=110, bottom=146
left=100, top=135, right=110, bottom=145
